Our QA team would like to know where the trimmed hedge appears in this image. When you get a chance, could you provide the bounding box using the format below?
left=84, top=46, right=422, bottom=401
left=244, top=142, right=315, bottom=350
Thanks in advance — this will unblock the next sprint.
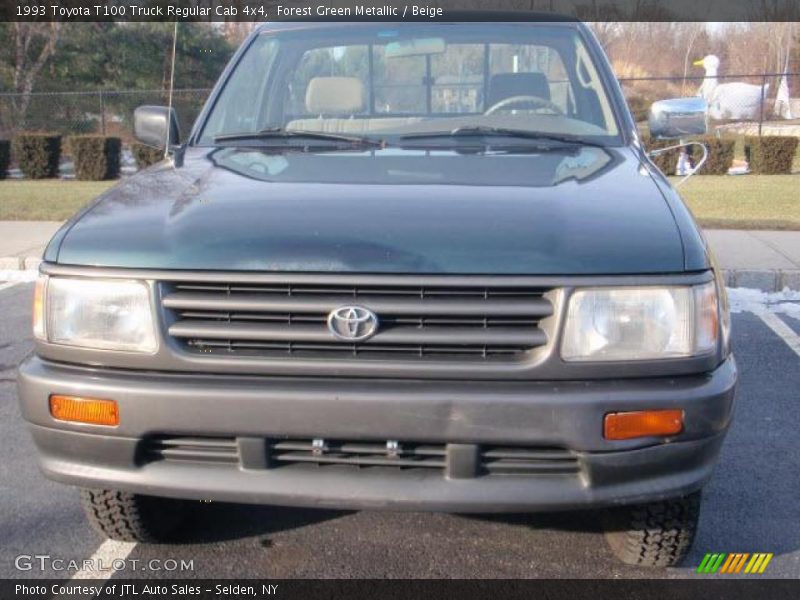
left=641, top=135, right=678, bottom=174
left=744, top=136, right=798, bottom=174
left=626, top=95, right=650, bottom=123
left=131, top=143, right=164, bottom=170
left=695, top=137, right=735, bottom=175
left=0, top=140, right=9, bottom=180
left=12, top=133, right=61, bottom=179
left=67, top=135, right=121, bottom=180
left=642, top=135, right=735, bottom=176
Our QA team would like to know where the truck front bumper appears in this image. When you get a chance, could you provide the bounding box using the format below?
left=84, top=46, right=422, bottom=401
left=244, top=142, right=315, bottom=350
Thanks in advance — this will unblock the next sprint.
left=17, top=355, right=736, bottom=513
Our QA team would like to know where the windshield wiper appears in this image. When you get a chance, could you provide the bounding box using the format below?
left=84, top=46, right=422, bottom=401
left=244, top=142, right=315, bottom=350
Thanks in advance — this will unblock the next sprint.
left=214, top=127, right=383, bottom=147
left=398, top=126, right=607, bottom=148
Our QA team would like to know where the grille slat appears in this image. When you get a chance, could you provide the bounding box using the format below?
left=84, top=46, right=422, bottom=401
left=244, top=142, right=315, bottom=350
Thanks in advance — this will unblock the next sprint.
left=162, top=280, right=552, bottom=361
left=163, top=292, right=553, bottom=317
left=186, top=340, right=523, bottom=358
left=169, top=321, right=545, bottom=347
left=271, top=441, right=446, bottom=456
left=481, top=448, right=576, bottom=461
left=272, top=452, right=446, bottom=469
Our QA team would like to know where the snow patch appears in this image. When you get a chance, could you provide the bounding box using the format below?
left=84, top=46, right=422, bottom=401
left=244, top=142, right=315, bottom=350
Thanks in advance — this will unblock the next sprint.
left=728, top=287, right=800, bottom=317
left=0, top=270, right=39, bottom=283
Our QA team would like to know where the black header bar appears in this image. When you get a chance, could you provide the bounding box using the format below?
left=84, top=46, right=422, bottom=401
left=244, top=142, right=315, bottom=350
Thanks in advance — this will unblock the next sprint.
left=4, top=0, right=800, bottom=22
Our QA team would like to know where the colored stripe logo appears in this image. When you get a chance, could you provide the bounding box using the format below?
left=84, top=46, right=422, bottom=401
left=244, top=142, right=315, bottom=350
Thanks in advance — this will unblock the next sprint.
left=697, top=552, right=773, bottom=574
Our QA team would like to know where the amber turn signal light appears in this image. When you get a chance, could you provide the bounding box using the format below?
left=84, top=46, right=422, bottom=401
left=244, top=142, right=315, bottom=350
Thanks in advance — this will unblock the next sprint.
left=604, top=409, right=683, bottom=440
left=49, top=395, right=119, bottom=426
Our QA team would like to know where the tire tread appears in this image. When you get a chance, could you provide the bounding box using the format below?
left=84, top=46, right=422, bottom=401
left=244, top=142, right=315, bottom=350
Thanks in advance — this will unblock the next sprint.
left=603, top=492, right=701, bottom=567
left=80, top=488, right=185, bottom=543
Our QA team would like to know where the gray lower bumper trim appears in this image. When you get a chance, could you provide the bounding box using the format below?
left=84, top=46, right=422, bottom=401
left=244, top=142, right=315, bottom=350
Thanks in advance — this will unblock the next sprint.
left=30, top=424, right=724, bottom=513
left=18, top=355, right=735, bottom=512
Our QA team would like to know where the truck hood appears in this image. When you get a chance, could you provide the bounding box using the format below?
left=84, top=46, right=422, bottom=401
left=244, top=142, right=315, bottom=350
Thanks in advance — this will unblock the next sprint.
left=50, top=145, right=687, bottom=274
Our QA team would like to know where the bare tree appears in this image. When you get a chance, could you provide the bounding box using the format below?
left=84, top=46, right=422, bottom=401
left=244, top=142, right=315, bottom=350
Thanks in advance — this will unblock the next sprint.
left=220, top=22, right=258, bottom=45
left=586, top=22, right=621, bottom=53
left=680, top=23, right=707, bottom=95
left=12, top=23, right=61, bottom=123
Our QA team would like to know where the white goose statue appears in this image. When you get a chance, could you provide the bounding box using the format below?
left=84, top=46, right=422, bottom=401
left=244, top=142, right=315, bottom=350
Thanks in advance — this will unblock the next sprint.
left=693, top=55, right=769, bottom=120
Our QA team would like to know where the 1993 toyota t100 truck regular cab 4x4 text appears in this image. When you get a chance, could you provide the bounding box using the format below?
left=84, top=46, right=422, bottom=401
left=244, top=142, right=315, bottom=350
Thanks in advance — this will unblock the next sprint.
left=18, top=18, right=735, bottom=567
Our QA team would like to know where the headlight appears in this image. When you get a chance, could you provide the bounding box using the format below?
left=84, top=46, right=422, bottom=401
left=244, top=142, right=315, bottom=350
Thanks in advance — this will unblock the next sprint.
left=34, top=276, right=157, bottom=353
left=561, top=282, right=718, bottom=362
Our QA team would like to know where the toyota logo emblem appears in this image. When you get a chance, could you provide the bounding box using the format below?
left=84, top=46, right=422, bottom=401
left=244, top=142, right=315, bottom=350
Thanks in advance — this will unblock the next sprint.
left=327, top=306, right=379, bottom=342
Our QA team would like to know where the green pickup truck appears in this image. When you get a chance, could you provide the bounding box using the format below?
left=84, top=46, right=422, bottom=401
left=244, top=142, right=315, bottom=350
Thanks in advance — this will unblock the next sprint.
left=18, top=18, right=735, bottom=567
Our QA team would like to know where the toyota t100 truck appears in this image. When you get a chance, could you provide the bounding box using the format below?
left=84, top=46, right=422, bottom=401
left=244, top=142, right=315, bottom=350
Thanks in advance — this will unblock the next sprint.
left=18, top=18, right=735, bottom=567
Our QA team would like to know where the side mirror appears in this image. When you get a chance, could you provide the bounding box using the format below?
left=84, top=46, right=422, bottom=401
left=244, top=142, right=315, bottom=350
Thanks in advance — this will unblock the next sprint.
left=134, top=105, right=180, bottom=149
left=648, top=97, right=708, bottom=140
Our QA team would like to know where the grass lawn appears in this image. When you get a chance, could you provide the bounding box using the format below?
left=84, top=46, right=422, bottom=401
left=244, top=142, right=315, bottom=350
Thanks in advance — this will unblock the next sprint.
left=0, top=180, right=115, bottom=220
left=673, top=175, right=800, bottom=230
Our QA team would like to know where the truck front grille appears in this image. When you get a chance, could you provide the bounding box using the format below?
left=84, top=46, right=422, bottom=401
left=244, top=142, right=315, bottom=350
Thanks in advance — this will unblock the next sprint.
left=161, top=280, right=553, bottom=361
left=139, top=436, right=579, bottom=477
left=269, top=439, right=579, bottom=475
left=140, top=436, right=240, bottom=465
left=479, top=446, right=580, bottom=475
left=270, top=439, right=447, bottom=470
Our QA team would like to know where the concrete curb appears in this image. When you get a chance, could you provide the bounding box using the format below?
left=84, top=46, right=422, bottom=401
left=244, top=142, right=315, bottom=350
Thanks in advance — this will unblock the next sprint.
left=1, top=257, right=798, bottom=292
left=722, top=269, right=800, bottom=292
left=0, top=256, right=42, bottom=271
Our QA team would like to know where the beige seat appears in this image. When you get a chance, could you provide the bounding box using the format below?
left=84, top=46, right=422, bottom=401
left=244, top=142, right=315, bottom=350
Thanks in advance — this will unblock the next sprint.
left=304, top=76, right=366, bottom=115
left=287, top=76, right=422, bottom=134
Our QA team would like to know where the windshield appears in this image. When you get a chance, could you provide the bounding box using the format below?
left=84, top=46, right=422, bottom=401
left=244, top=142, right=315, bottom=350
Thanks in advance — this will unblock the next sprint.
left=198, top=23, right=622, bottom=146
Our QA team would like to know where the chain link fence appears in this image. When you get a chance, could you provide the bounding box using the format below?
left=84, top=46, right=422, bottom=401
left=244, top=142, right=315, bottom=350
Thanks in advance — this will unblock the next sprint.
left=618, top=72, right=800, bottom=136
left=0, top=88, right=211, bottom=143
left=0, top=71, right=797, bottom=175
left=1, top=73, right=797, bottom=142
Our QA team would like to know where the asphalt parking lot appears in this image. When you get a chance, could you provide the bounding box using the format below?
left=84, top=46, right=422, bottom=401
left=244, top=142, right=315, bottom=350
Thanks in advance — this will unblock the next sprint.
left=1, top=281, right=798, bottom=580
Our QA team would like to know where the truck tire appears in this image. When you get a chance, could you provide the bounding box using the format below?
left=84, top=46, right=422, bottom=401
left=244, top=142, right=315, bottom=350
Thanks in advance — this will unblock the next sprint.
left=602, top=491, right=701, bottom=567
left=80, top=488, right=189, bottom=543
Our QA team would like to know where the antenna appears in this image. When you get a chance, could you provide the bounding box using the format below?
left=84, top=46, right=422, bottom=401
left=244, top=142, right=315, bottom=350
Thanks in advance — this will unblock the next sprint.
left=164, top=21, right=178, bottom=159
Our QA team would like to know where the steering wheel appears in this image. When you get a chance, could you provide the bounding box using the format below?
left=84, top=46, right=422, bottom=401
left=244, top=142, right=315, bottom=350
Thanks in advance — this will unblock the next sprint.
left=484, top=95, right=564, bottom=116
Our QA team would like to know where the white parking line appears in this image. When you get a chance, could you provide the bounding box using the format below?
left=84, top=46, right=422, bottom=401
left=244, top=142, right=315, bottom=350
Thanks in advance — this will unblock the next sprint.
left=757, top=311, right=800, bottom=359
left=70, top=540, right=137, bottom=580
